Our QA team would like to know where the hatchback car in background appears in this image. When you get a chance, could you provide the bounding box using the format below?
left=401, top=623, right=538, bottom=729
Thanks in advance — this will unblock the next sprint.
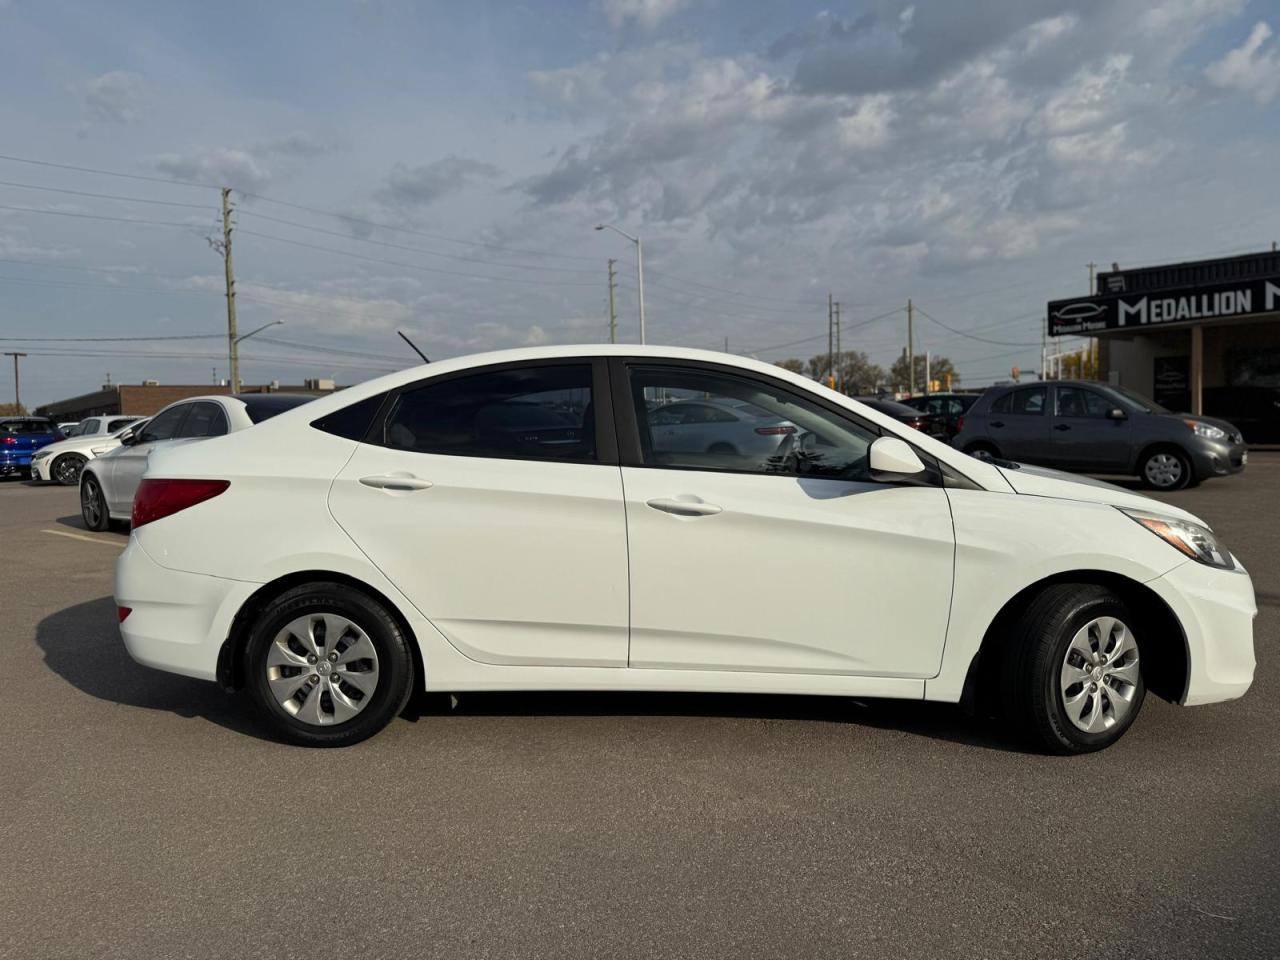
left=896, top=393, right=980, bottom=442
left=953, top=380, right=1246, bottom=490
left=645, top=397, right=797, bottom=464
left=31, top=415, right=144, bottom=485
left=0, top=417, right=63, bottom=479
left=854, top=397, right=950, bottom=440
left=80, top=394, right=314, bottom=530
left=114, top=346, right=1255, bottom=753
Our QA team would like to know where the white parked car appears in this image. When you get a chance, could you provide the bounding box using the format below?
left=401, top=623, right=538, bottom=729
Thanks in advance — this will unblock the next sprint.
left=81, top=394, right=315, bottom=530
left=114, top=347, right=1256, bottom=752
left=30, top=415, right=145, bottom=485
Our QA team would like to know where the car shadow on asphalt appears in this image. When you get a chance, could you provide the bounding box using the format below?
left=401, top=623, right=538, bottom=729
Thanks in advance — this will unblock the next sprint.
left=55, top=514, right=129, bottom=537
left=37, top=597, right=1029, bottom=752
left=35, top=595, right=277, bottom=742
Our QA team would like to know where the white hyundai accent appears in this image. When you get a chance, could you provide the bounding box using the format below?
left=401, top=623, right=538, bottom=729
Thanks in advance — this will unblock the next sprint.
left=114, top=347, right=1256, bottom=751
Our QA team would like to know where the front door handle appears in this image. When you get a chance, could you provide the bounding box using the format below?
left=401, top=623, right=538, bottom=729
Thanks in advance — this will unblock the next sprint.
left=359, top=474, right=433, bottom=492
left=646, top=496, right=722, bottom=517
left=1053, top=424, right=1072, bottom=432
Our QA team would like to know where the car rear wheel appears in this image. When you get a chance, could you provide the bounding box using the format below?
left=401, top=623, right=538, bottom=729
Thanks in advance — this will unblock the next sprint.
left=53, top=453, right=88, bottom=486
left=1140, top=448, right=1192, bottom=490
left=80, top=474, right=110, bottom=531
left=999, top=584, right=1145, bottom=754
left=965, top=441, right=999, bottom=462
left=245, top=583, right=414, bottom=747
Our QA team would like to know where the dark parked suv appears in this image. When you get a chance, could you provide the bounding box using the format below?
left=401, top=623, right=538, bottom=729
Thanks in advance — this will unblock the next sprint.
left=952, top=380, right=1246, bottom=490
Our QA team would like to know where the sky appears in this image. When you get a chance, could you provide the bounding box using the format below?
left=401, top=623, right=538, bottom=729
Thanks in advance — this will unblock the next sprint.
left=1, top=0, right=1279, bottom=407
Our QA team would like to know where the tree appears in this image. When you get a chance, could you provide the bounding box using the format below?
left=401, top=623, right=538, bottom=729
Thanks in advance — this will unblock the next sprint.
left=1060, top=342, right=1099, bottom=380
left=889, top=353, right=958, bottom=392
left=775, top=358, right=806, bottom=375
left=807, top=351, right=886, bottom=395
left=0, top=402, right=26, bottom=416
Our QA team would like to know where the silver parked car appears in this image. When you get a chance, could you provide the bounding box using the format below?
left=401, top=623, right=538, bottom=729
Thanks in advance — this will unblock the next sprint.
left=79, top=394, right=317, bottom=530
left=646, top=398, right=797, bottom=462
left=953, top=380, right=1246, bottom=490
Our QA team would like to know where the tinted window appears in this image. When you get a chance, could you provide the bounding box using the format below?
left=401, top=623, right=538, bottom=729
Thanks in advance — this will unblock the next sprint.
left=630, top=365, right=876, bottom=479
left=235, top=393, right=317, bottom=424
left=0, top=419, right=55, bottom=434
left=106, top=418, right=136, bottom=432
left=382, top=365, right=595, bottom=462
left=991, top=387, right=1045, bottom=415
left=180, top=402, right=229, bottom=438
left=79, top=418, right=102, bottom=435
left=139, top=404, right=190, bottom=442
left=1055, top=387, right=1111, bottom=418
left=312, top=392, right=388, bottom=441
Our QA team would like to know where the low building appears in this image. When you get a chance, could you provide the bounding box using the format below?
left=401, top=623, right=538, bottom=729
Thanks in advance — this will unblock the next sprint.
left=36, top=379, right=340, bottom=422
left=1047, top=248, right=1280, bottom=414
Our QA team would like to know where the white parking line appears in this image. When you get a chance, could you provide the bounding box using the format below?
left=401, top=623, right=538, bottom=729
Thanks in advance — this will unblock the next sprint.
left=42, top=528, right=125, bottom=547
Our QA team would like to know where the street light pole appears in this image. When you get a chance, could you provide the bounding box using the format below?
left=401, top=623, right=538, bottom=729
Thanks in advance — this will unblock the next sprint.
left=4, top=352, right=26, bottom=410
left=595, top=223, right=646, bottom=344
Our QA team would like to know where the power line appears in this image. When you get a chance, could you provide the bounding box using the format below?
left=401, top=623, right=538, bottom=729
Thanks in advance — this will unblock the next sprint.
left=236, top=228, right=600, bottom=287
left=913, top=305, right=1041, bottom=347
left=0, top=152, right=219, bottom=189
left=0, top=333, right=223, bottom=342
left=0, top=179, right=214, bottom=209
left=0, top=203, right=201, bottom=228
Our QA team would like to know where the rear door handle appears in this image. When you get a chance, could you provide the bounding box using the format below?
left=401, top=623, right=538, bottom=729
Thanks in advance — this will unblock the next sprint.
left=646, top=496, right=722, bottom=517
left=359, top=474, right=433, bottom=491
left=1054, top=424, right=1072, bottom=431
left=990, top=420, right=1005, bottom=429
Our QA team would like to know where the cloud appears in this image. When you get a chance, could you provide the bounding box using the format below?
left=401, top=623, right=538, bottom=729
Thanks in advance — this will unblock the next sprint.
left=154, top=148, right=272, bottom=191
left=376, top=156, right=500, bottom=208
left=83, top=71, right=143, bottom=123
left=1205, top=21, right=1280, bottom=103
left=601, top=0, right=690, bottom=30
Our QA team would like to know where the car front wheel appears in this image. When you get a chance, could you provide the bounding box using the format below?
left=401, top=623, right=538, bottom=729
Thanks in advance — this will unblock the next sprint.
left=53, top=453, right=88, bottom=486
left=1000, top=584, right=1146, bottom=754
left=245, top=583, right=415, bottom=747
left=1140, top=448, right=1192, bottom=490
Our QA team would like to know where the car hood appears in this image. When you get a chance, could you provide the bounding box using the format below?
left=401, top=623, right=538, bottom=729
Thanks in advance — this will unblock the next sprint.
left=31, top=435, right=113, bottom=456
left=996, top=463, right=1208, bottom=526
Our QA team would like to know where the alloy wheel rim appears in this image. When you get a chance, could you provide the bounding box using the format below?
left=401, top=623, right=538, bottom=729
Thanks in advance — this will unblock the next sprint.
left=81, top=479, right=100, bottom=526
left=56, top=457, right=83, bottom=484
left=1060, top=616, right=1140, bottom=733
left=1145, top=453, right=1183, bottom=488
left=266, top=614, right=380, bottom=726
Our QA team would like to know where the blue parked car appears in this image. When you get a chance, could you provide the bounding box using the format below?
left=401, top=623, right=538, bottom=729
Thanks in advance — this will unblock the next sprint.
left=1, top=417, right=63, bottom=479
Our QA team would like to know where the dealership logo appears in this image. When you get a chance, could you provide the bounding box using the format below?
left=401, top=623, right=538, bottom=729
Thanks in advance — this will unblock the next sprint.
left=1050, top=302, right=1107, bottom=322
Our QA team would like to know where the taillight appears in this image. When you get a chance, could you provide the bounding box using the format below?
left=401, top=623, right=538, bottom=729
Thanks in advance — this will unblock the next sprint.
left=132, top=478, right=230, bottom=528
left=955, top=415, right=964, bottom=433
left=755, top=425, right=797, bottom=436
left=117, top=606, right=132, bottom=623
left=1, top=436, right=15, bottom=445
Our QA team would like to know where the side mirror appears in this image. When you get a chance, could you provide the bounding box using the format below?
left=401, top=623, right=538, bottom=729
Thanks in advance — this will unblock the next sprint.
left=119, top=428, right=139, bottom=446
left=869, top=435, right=926, bottom=480
left=1107, top=407, right=1127, bottom=421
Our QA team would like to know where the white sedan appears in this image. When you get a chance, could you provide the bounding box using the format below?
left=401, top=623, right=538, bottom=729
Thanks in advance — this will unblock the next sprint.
left=114, top=346, right=1256, bottom=752
left=30, top=415, right=144, bottom=485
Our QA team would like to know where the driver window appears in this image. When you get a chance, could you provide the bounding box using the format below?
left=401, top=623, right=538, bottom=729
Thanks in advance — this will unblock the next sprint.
left=628, top=365, right=876, bottom=478
left=139, top=404, right=190, bottom=443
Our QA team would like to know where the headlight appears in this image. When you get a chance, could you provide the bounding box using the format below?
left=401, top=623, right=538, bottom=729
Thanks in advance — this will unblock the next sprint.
left=31, top=450, right=51, bottom=461
left=1184, top=419, right=1226, bottom=440
left=1120, top=508, right=1235, bottom=570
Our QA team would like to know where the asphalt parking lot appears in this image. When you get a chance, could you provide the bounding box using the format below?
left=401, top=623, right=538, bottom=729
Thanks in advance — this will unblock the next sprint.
left=1, top=462, right=1276, bottom=960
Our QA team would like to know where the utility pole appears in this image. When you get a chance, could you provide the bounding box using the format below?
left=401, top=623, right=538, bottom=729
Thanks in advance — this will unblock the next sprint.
left=907, top=297, right=915, bottom=395
left=4, top=352, right=26, bottom=410
left=834, top=301, right=842, bottom=393
left=1087, top=262, right=1097, bottom=295
left=606, top=258, right=618, bottom=344
left=211, top=188, right=240, bottom=392
left=827, top=293, right=834, bottom=388
left=925, top=351, right=931, bottom=395
left=723, top=335, right=729, bottom=353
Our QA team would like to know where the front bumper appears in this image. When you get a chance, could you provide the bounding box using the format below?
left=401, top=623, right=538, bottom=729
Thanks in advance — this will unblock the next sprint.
left=115, top=537, right=259, bottom=682
left=1188, top=439, right=1247, bottom=480
left=29, top=456, right=53, bottom=481
left=1146, top=558, right=1256, bottom=706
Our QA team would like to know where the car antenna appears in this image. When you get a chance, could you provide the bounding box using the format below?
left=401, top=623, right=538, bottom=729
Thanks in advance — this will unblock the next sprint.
left=398, top=330, right=429, bottom=363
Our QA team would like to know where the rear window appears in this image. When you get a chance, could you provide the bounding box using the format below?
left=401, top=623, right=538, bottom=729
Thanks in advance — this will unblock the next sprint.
left=0, top=419, right=54, bottom=434
left=234, top=394, right=317, bottom=424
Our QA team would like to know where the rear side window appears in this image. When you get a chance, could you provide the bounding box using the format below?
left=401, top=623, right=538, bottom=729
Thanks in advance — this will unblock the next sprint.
left=106, top=418, right=136, bottom=432
left=312, top=393, right=388, bottom=441
left=991, top=387, right=1045, bottom=415
left=237, top=394, right=317, bottom=424
left=381, top=364, right=595, bottom=462
left=139, top=404, right=190, bottom=442
left=180, top=402, right=229, bottom=438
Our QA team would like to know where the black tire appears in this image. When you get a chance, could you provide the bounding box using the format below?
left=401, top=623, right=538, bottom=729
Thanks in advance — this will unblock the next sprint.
left=80, top=472, right=111, bottom=531
left=1139, top=447, right=1192, bottom=491
left=245, top=583, right=414, bottom=747
left=999, top=584, right=1146, bottom=754
left=965, top=441, right=999, bottom=462
left=53, top=453, right=88, bottom=486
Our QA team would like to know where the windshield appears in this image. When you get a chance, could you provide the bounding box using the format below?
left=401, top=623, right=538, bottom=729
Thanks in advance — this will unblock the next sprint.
left=1108, top=385, right=1170, bottom=414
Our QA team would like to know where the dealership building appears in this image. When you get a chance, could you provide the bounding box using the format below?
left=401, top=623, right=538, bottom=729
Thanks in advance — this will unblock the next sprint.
left=35, top=378, right=339, bottom=422
left=1047, top=248, right=1280, bottom=416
